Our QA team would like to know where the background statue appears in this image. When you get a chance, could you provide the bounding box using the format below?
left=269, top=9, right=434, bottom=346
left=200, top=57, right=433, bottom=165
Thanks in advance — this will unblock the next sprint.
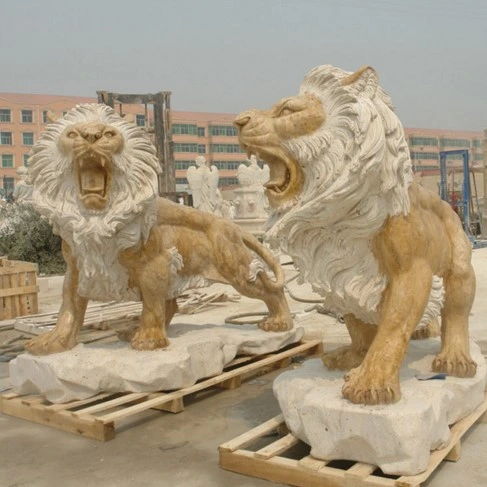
left=235, top=155, right=270, bottom=218
left=186, top=156, right=223, bottom=216
left=12, top=166, right=34, bottom=203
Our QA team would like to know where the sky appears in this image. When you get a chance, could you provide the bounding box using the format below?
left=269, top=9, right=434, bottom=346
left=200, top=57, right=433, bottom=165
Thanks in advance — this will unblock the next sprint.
left=1, top=0, right=486, bottom=131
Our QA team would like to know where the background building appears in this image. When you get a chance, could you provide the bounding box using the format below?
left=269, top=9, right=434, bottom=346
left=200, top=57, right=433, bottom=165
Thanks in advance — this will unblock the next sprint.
left=0, top=92, right=484, bottom=198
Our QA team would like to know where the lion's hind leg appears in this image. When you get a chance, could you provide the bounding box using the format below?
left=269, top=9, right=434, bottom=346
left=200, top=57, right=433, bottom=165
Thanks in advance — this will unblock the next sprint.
left=322, top=314, right=376, bottom=371
left=432, top=223, right=477, bottom=378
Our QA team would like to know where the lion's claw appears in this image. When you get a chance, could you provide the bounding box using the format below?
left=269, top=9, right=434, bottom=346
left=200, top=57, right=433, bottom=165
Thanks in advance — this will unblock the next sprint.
left=131, top=329, right=169, bottom=350
left=258, top=316, right=293, bottom=332
left=432, top=352, right=477, bottom=378
left=25, top=331, right=76, bottom=356
left=342, top=366, right=401, bottom=405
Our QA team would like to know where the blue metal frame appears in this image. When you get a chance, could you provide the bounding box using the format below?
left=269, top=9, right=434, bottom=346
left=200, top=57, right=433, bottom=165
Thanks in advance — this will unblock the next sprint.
left=439, top=149, right=470, bottom=235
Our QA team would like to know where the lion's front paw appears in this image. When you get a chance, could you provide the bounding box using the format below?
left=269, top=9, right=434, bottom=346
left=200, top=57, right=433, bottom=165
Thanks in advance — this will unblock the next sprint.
left=131, top=328, right=169, bottom=351
left=25, top=331, right=77, bottom=356
left=342, top=365, right=401, bottom=405
left=258, top=315, right=293, bottom=332
left=432, top=350, right=477, bottom=378
left=322, top=346, right=365, bottom=371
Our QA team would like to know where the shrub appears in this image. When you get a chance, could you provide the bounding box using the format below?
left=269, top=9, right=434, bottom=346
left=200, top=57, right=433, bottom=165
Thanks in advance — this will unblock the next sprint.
left=0, top=203, right=65, bottom=275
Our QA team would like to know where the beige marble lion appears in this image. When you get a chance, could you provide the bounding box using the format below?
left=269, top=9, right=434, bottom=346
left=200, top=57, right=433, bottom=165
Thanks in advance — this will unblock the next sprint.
left=24, top=104, right=293, bottom=355
left=235, top=64, right=477, bottom=405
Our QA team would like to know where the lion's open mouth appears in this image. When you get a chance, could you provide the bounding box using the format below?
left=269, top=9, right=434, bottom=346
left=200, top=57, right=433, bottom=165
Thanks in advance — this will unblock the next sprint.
left=247, top=150, right=302, bottom=207
left=77, top=155, right=110, bottom=210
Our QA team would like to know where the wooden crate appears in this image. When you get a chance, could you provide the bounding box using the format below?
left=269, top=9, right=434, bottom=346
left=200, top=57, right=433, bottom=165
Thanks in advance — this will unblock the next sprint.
left=0, top=258, right=38, bottom=320
left=219, top=391, right=487, bottom=487
left=0, top=339, right=322, bottom=441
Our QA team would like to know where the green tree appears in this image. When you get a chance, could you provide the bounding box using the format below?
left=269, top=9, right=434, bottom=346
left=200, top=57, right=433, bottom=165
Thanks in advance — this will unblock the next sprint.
left=0, top=203, right=65, bottom=275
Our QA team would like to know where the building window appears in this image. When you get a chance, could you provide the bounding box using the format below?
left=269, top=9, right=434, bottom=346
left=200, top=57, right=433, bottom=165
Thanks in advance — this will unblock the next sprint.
left=1, top=154, right=14, bottom=168
left=472, top=139, right=482, bottom=148
left=21, top=110, right=33, bottom=123
left=23, top=154, right=30, bottom=166
left=410, top=152, right=438, bottom=161
left=213, top=160, right=244, bottom=170
left=175, top=160, right=196, bottom=170
left=172, top=124, right=198, bottom=135
left=198, top=144, right=206, bottom=154
left=210, top=144, right=245, bottom=153
left=174, top=143, right=198, bottom=153
left=22, top=132, right=34, bottom=146
left=0, top=109, right=11, bottom=122
left=209, top=125, right=238, bottom=137
left=136, top=114, right=146, bottom=127
left=175, top=177, right=188, bottom=185
left=197, top=127, right=205, bottom=137
left=2, top=177, right=14, bottom=195
left=219, top=177, right=239, bottom=187
left=440, top=138, right=470, bottom=148
left=410, top=137, right=437, bottom=147
left=42, top=111, right=50, bottom=124
left=0, top=132, right=12, bottom=145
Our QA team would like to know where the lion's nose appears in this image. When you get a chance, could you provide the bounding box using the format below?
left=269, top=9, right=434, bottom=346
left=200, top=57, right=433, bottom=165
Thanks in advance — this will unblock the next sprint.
left=234, top=112, right=252, bottom=128
left=81, top=129, right=103, bottom=143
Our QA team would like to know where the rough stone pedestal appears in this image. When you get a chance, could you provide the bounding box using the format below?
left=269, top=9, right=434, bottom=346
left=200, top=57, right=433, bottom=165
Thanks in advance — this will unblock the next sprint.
left=10, top=323, right=304, bottom=403
left=273, top=339, right=486, bottom=476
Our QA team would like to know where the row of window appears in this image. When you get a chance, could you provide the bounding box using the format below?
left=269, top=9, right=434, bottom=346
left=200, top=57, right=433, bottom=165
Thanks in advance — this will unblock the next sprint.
left=0, top=154, right=30, bottom=167
left=0, top=132, right=34, bottom=146
left=173, top=143, right=206, bottom=153
left=175, top=177, right=240, bottom=187
left=0, top=132, right=34, bottom=145
left=174, top=160, right=248, bottom=170
left=0, top=109, right=36, bottom=124
left=409, top=137, right=481, bottom=149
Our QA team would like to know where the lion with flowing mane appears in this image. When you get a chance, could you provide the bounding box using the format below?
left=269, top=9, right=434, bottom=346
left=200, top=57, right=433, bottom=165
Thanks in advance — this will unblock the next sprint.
left=235, top=64, right=477, bottom=405
left=25, top=104, right=293, bottom=355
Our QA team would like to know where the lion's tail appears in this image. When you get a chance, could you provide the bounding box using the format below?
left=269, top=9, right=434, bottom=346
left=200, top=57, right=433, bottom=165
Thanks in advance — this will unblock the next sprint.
left=242, top=234, right=285, bottom=293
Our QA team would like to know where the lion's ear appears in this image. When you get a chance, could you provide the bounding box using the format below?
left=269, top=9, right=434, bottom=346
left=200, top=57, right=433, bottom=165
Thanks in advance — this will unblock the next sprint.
left=341, top=66, right=378, bottom=98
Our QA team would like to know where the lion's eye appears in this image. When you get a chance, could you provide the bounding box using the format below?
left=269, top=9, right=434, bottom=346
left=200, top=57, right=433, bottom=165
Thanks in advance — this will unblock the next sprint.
left=279, top=106, right=294, bottom=116
left=104, top=131, right=115, bottom=138
left=67, top=131, right=78, bottom=139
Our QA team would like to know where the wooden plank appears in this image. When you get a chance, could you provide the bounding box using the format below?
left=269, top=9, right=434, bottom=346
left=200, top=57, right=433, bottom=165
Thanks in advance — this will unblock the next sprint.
left=47, top=393, right=116, bottom=412
left=254, top=432, right=299, bottom=460
left=99, top=340, right=320, bottom=423
left=0, top=396, right=114, bottom=441
left=220, top=450, right=395, bottom=487
left=444, top=441, right=461, bottom=462
left=72, top=392, right=150, bottom=416
left=345, top=463, right=377, bottom=487
left=219, top=414, right=284, bottom=453
left=298, top=455, right=328, bottom=470
left=150, top=396, right=185, bottom=413
left=0, top=284, right=38, bottom=298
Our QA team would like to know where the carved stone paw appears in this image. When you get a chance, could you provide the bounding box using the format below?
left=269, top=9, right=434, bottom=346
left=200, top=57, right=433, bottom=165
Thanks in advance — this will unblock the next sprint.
left=432, top=350, right=477, bottom=378
left=25, top=331, right=76, bottom=356
left=131, top=328, right=169, bottom=351
left=322, top=346, right=365, bottom=371
left=258, top=315, right=293, bottom=332
left=342, top=365, right=401, bottom=405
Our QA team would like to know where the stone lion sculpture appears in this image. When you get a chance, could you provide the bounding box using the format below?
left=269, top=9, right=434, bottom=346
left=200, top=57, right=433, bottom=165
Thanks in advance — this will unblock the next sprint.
left=25, top=104, right=293, bottom=355
left=235, top=64, right=477, bottom=405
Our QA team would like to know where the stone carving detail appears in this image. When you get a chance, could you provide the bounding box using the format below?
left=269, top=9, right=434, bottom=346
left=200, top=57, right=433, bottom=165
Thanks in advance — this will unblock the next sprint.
left=234, top=155, right=269, bottom=219
left=12, top=166, right=33, bottom=203
left=186, top=156, right=223, bottom=216
left=24, top=104, right=293, bottom=355
left=235, top=64, right=477, bottom=405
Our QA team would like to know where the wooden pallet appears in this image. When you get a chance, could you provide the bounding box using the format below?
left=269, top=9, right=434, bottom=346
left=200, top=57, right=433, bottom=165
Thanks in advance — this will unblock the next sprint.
left=0, top=339, right=321, bottom=441
left=219, top=391, right=487, bottom=487
left=0, top=258, right=38, bottom=320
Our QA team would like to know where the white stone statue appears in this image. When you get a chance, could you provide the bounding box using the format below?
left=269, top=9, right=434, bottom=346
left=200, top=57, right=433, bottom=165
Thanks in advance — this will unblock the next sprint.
left=186, top=156, right=223, bottom=216
left=12, top=166, right=34, bottom=203
left=234, top=155, right=269, bottom=219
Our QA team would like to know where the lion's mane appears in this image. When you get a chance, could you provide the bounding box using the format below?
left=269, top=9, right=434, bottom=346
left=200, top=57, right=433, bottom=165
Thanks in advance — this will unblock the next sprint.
left=27, top=104, right=161, bottom=301
left=265, top=65, right=443, bottom=325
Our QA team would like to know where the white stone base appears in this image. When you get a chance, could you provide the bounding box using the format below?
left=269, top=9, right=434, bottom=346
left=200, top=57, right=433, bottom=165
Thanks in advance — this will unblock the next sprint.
left=273, top=339, right=487, bottom=476
left=10, top=323, right=304, bottom=403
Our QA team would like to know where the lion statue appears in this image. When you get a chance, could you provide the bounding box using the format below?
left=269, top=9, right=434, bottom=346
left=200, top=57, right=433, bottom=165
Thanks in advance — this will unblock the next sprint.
left=25, top=104, right=293, bottom=356
left=235, top=64, right=477, bottom=405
